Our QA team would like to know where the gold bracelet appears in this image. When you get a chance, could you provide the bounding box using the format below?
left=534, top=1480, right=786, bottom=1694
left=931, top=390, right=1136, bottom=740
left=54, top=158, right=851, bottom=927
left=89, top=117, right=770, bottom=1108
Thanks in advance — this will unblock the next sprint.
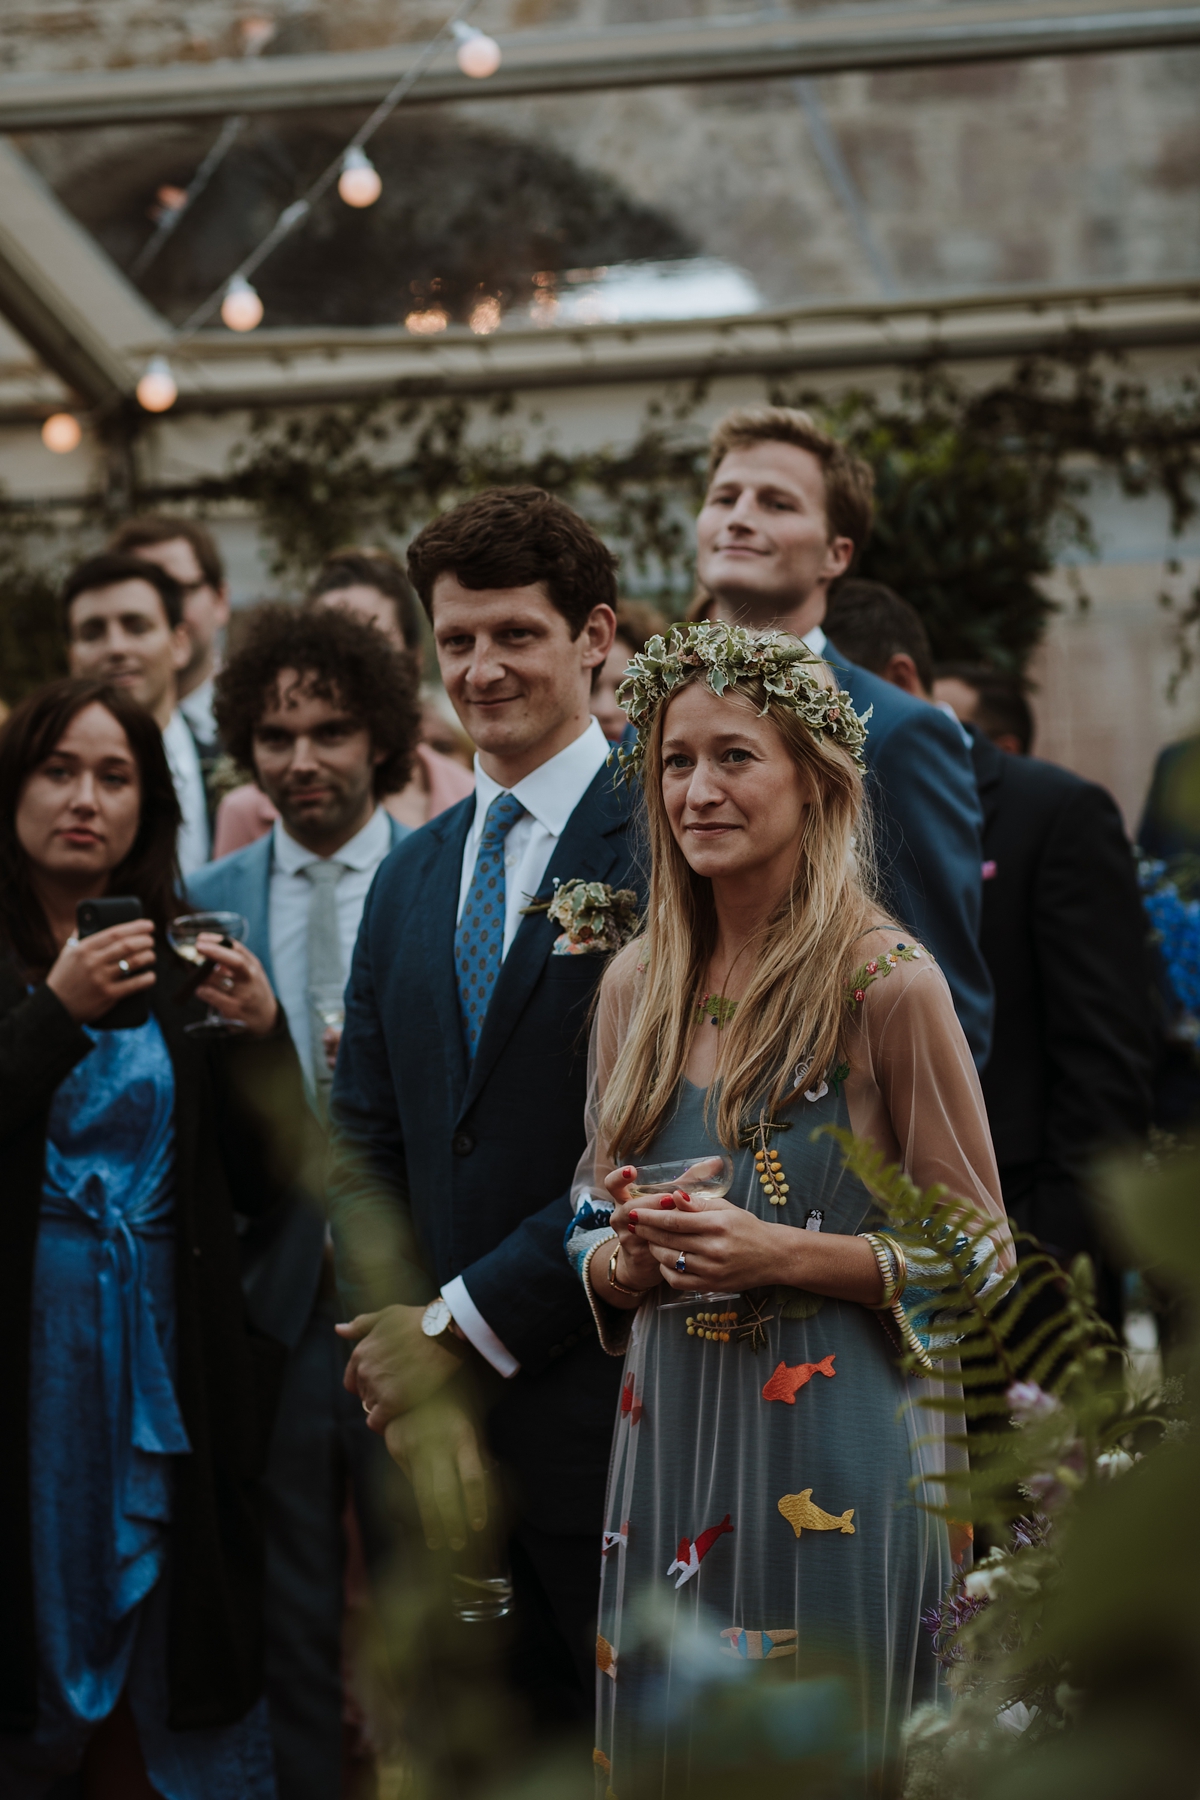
left=608, top=1241, right=652, bottom=1299
left=860, top=1232, right=899, bottom=1309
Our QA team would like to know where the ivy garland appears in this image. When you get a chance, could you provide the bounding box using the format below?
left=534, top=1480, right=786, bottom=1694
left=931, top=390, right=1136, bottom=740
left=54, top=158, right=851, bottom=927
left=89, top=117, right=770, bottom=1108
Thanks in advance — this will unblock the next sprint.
left=0, top=348, right=1196, bottom=703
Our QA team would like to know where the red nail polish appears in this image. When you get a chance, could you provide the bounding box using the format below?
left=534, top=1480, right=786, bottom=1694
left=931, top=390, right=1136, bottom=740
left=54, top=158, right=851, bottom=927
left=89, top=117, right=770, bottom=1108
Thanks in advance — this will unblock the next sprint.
left=660, top=1197, right=676, bottom=1210
left=677, top=1190, right=691, bottom=1204
left=629, top=1210, right=639, bottom=1226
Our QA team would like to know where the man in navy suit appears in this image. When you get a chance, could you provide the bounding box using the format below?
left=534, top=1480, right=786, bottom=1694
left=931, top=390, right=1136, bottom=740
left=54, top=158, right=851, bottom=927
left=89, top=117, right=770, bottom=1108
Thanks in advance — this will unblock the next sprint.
left=189, top=605, right=421, bottom=1800
left=329, top=489, right=642, bottom=1724
left=693, top=405, right=993, bottom=1065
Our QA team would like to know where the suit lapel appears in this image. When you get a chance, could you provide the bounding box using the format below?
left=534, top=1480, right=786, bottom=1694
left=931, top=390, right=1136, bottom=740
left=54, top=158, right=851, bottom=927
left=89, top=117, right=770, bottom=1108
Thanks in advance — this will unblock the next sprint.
left=459, top=761, right=631, bottom=1118
left=245, top=834, right=274, bottom=987
left=421, top=800, right=474, bottom=1105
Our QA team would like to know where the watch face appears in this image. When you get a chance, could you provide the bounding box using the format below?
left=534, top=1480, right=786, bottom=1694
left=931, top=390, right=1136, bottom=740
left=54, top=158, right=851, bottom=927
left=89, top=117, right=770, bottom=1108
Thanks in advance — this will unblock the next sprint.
left=423, top=1298, right=451, bottom=1337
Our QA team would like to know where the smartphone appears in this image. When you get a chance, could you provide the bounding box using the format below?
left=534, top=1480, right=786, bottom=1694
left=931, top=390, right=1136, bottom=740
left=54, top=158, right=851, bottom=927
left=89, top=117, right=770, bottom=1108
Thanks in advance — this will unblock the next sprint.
left=76, top=895, right=151, bottom=1030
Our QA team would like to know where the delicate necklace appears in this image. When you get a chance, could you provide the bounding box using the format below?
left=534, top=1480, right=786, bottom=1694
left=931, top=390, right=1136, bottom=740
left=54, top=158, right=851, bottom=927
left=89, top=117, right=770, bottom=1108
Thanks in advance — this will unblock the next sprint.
left=696, top=992, right=739, bottom=1029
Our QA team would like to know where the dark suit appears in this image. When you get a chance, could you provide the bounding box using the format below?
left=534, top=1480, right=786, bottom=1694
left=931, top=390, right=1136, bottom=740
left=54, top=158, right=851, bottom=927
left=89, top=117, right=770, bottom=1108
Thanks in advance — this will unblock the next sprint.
left=329, top=760, right=642, bottom=1716
left=970, top=730, right=1155, bottom=1317
left=824, top=646, right=993, bottom=1066
left=188, top=818, right=407, bottom=1800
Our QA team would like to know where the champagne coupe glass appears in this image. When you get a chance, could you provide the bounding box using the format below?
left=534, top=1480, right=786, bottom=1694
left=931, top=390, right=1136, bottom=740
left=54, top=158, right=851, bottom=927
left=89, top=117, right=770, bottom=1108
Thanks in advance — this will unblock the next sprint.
left=626, top=1153, right=738, bottom=1307
left=168, top=911, right=250, bottom=1037
left=309, top=984, right=346, bottom=1076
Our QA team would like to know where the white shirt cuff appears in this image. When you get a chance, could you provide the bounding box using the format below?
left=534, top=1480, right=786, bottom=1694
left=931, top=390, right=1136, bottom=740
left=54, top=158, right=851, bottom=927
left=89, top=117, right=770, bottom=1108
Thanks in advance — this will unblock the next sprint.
left=441, top=1275, right=520, bottom=1379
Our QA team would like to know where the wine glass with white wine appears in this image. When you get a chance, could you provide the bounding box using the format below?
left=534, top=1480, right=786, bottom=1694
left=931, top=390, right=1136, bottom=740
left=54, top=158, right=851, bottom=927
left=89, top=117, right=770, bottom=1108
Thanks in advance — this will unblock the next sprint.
left=168, top=911, right=250, bottom=1036
left=626, top=1153, right=738, bottom=1307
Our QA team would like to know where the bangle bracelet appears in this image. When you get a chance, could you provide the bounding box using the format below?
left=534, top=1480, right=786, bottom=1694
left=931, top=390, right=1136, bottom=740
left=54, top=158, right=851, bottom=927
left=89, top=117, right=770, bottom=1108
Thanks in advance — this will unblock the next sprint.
left=861, top=1232, right=899, bottom=1309
left=877, top=1232, right=908, bottom=1303
left=608, top=1241, right=651, bottom=1299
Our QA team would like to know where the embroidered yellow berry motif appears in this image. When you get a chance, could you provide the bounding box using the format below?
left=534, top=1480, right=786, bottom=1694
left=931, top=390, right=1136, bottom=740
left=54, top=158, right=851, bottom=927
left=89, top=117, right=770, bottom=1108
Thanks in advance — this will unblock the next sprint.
left=755, top=1144, right=789, bottom=1206
left=777, top=1488, right=856, bottom=1537
left=686, top=1309, right=739, bottom=1342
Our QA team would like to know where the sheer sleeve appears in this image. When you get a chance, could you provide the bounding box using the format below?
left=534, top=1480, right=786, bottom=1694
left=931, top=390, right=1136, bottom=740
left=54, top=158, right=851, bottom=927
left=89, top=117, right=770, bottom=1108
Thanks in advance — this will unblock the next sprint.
left=844, top=934, right=1013, bottom=1269
left=564, top=941, right=646, bottom=1355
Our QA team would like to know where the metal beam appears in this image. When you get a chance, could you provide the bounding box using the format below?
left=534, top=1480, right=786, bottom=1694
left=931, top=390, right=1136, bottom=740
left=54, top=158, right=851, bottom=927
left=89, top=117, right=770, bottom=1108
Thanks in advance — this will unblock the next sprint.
left=114, top=279, right=1200, bottom=415
left=0, top=3, right=1198, bottom=129
left=0, top=139, right=169, bottom=404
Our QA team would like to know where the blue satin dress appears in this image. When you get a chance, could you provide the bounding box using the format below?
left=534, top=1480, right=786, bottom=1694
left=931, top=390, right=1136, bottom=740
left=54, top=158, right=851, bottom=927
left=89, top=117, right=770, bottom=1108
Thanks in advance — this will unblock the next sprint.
left=0, top=1017, right=276, bottom=1798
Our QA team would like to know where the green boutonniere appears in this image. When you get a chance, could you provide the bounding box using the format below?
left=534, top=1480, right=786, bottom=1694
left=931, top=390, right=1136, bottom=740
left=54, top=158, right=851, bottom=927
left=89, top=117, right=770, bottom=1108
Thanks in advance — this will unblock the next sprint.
left=521, top=878, right=641, bottom=956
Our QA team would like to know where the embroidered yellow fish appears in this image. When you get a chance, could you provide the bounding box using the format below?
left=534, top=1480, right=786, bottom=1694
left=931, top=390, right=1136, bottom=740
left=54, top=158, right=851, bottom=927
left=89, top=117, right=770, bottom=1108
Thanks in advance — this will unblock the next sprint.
left=778, top=1488, right=856, bottom=1537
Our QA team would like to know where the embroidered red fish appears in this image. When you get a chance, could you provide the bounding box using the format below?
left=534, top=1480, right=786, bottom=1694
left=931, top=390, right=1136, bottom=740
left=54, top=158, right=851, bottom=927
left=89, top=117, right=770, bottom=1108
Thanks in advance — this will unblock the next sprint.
left=761, top=1353, right=836, bottom=1404
left=666, top=1514, right=734, bottom=1588
left=602, top=1523, right=629, bottom=1557
left=620, top=1373, right=643, bottom=1424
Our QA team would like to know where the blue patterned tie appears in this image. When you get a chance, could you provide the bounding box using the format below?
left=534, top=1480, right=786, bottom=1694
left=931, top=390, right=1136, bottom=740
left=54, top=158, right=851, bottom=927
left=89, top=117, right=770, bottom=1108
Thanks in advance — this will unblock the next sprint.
left=455, top=791, right=526, bottom=1057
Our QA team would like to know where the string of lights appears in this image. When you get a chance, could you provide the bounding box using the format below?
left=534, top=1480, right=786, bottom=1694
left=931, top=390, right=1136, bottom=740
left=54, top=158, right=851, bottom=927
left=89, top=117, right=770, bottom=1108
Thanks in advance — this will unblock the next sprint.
left=103, top=3, right=500, bottom=421
left=127, top=0, right=500, bottom=414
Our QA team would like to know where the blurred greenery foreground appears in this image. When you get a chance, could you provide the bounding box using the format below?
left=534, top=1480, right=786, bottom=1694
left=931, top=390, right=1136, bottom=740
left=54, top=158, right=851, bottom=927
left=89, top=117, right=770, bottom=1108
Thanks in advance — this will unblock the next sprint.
left=351, top=1127, right=1200, bottom=1800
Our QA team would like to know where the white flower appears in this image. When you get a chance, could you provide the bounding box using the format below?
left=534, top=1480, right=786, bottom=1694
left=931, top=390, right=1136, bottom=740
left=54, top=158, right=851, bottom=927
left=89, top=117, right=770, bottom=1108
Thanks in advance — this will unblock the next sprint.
left=1095, top=1449, right=1135, bottom=1479
left=1007, top=1380, right=1061, bottom=1423
left=995, top=1701, right=1037, bottom=1736
left=963, top=1561, right=1006, bottom=1599
left=804, top=1081, right=829, bottom=1103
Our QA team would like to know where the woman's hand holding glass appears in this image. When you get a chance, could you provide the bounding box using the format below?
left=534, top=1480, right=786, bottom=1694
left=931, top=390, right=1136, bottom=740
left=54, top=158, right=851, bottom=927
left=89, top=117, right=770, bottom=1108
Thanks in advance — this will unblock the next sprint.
left=592, top=1165, right=667, bottom=1304
left=627, top=1189, right=785, bottom=1294
left=47, top=920, right=157, bottom=1024
left=192, top=934, right=279, bottom=1037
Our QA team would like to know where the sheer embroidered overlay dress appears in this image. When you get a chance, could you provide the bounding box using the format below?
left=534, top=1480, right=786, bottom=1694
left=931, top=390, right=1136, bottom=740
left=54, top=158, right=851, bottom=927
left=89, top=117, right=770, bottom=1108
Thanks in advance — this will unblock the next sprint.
left=565, top=932, right=1008, bottom=1795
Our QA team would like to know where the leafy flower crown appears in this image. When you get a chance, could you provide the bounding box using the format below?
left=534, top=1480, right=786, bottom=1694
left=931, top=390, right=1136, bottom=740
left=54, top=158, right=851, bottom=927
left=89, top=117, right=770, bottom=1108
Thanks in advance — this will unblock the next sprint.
left=614, top=621, right=871, bottom=778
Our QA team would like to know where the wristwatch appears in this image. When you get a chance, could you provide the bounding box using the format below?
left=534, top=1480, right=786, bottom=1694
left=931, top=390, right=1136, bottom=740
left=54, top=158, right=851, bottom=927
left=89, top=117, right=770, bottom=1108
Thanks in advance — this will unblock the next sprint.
left=421, top=1296, right=455, bottom=1341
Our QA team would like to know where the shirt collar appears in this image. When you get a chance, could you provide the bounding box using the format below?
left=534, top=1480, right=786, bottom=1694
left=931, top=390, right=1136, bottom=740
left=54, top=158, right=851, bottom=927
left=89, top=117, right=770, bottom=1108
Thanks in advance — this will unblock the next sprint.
left=802, top=625, right=827, bottom=657
left=471, top=716, right=610, bottom=838
left=273, top=805, right=392, bottom=875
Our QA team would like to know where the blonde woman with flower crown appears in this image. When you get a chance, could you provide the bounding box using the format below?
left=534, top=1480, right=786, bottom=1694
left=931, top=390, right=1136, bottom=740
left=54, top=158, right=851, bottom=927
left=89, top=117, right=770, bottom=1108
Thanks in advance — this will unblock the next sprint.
left=564, top=622, right=1009, bottom=1798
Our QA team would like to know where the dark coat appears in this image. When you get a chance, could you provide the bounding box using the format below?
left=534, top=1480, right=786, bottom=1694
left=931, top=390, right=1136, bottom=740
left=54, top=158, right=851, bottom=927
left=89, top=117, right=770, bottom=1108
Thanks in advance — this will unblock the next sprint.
left=0, top=954, right=305, bottom=1734
left=329, top=761, right=643, bottom=1534
left=825, top=648, right=994, bottom=1067
left=970, top=731, right=1156, bottom=1286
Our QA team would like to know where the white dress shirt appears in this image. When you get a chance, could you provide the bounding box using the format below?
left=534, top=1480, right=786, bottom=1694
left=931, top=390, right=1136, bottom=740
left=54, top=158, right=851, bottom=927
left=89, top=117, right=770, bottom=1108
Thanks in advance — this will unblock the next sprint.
left=179, top=675, right=218, bottom=747
left=161, top=708, right=210, bottom=878
left=268, top=807, right=394, bottom=1093
left=443, top=716, right=612, bottom=1378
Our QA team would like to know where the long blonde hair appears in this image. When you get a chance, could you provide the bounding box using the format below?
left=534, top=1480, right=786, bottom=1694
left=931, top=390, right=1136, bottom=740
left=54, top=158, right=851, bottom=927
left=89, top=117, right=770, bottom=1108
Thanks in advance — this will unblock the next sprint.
left=600, top=672, right=889, bottom=1157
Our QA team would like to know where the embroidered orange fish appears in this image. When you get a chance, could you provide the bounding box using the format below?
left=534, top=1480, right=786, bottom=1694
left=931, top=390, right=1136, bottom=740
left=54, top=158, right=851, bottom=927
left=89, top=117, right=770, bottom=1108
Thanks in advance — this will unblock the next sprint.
left=620, top=1374, right=644, bottom=1425
left=596, top=1634, right=617, bottom=1678
left=777, top=1489, right=856, bottom=1537
left=761, top=1353, right=836, bottom=1404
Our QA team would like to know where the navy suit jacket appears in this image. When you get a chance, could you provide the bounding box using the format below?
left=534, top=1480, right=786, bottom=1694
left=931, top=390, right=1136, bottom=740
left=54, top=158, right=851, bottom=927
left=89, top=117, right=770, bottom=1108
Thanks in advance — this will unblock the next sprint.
left=328, top=761, right=643, bottom=1533
left=825, top=646, right=993, bottom=1066
left=187, top=815, right=409, bottom=1348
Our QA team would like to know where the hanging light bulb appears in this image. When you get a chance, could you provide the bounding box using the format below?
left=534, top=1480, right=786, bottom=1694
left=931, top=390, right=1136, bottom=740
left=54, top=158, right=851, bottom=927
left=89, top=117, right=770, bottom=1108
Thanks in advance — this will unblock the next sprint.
left=136, top=356, right=178, bottom=413
left=220, top=273, right=264, bottom=331
left=339, top=147, right=383, bottom=208
left=452, top=21, right=502, bottom=78
left=42, top=412, right=82, bottom=453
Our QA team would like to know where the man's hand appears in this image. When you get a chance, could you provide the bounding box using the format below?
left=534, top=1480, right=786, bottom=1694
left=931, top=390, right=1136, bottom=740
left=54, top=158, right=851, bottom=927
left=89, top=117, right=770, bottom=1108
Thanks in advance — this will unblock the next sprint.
left=336, top=1303, right=462, bottom=1430
left=384, top=1397, right=488, bottom=1550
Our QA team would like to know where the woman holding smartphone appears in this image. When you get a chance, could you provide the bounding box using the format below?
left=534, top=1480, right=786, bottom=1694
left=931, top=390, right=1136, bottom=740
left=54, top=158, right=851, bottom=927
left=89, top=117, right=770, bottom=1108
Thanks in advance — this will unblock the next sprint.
left=0, top=678, right=301, bottom=1798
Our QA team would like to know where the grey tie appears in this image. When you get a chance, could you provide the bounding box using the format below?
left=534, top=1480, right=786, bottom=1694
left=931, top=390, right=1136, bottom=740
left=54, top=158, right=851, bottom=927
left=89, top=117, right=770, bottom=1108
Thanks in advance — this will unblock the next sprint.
left=302, top=860, right=347, bottom=1087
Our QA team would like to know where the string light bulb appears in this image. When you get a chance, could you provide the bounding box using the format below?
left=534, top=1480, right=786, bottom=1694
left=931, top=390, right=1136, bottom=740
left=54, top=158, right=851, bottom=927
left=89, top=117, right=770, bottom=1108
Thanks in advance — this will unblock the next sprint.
left=452, top=22, right=502, bottom=78
left=338, top=147, right=383, bottom=208
left=136, top=356, right=178, bottom=413
left=220, top=273, right=264, bottom=331
left=42, top=413, right=81, bottom=453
